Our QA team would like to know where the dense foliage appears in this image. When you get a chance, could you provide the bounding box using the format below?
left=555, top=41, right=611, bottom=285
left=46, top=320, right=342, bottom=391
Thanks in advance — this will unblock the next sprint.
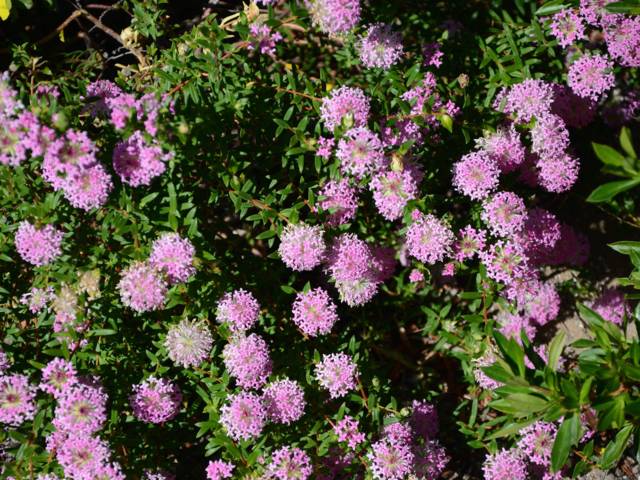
left=1, top=0, right=640, bottom=479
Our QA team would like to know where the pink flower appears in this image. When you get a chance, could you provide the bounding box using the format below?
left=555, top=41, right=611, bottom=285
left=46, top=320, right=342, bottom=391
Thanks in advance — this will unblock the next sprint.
left=118, top=261, right=168, bottom=312
left=263, top=378, right=306, bottom=424
left=452, top=151, right=500, bottom=200
left=64, top=164, right=113, bottom=211
left=42, top=129, right=97, bottom=190
left=521, top=281, right=561, bottom=327
left=316, top=136, right=334, bottom=158
left=454, top=225, right=486, bottom=262
left=320, top=86, right=370, bottom=131
left=549, top=9, right=585, bottom=47
left=306, top=0, right=361, bottom=35
left=405, top=213, right=454, bottom=264
left=483, top=448, right=527, bottom=480
left=14, top=221, right=63, bottom=266
left=481, top=192, right=527, bottom=237
left=495, top=79, right=554, bottom=122
left=412, top=440, right=449, bottom=479
left=367, top=439, right=414, bottom=480
left=53, top=383, right=107, bottom=434
left=248, top=23, right=283, bottom=55
left=113, top=131, right=172, bottom=187
left=334, top=415, right=365, bottom=449
left=130, top=376, right=182, bottom=423
left=475, top=125, right=525, bottom=173
left=336, top=127, right=386, bottom=178
left=408, top=269, right=424, bottom=283
left=216, top=289, right=260, bottom=333
left=278, top=224, right=326, bottom=271
left=587, top=288, right=629, bottom=325
left=56, top=434, right=110, bottom=480
left=149, top=233, right=196, bottom=284
left=358, top=23, right=404, bottom=70
left=410, top=400, right=439, bottom=440
left=370, top=168, right=420, bottom=220
left=206, top=460, right=234, bottom=480
left=530, top=113, right=569, bottom=160
left=165, top=319, right=213, bottom=368
left=267, top=446, right=313, bottom=479
left=314, top=353, right=357, bottom=399
left=220, top=391, right=266, bottom=441
left=20, top=286, right=55, bottom=314
left=517, top=421, right=557, bottom=467
left=292, top=288, right=339, bottom=337
left=480, top=240, right=530, bottom=285
left=223, top=333, right=272, bottom=389
left=567, top=54, right=615, bottom=102
left=606, top=17, right=640, bottom=67
left=318, top=179, right=358, bottom=226
left=40, top=358, right=78, bottom=398
left=423, top=42, right=443, bottom=68
left=0, top=374, right=37, bottom=426
left=473, top=350, right=503, bottom=390
left=536, top=153, right=580, bottom=193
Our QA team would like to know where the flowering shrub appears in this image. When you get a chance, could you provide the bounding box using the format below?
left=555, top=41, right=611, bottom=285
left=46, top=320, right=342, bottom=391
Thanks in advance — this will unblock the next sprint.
left=1, top=0, right=640, bottom=478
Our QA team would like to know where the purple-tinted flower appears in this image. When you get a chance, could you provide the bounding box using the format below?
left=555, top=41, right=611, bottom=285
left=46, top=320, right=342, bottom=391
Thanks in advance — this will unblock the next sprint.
left=483, top=448, right=527, bottom=480
left=53, top=383, right=107, bottom=434
left=580, top=0, right=619, bottom=27
left=498, top=311, right=536, bottom=342
left=370, top=168, right=420, bottom=220
left=223, top=333, right=272, bottom=389
left=382, top=421, right=413, bottom=444
left=20, top=286, right=54, bottom=314
left=473, top=350, right=503, bottom=390
left=515, top=207, right=562, bottom=265
left=320, top=86, right=370, bottom=131
left=0, top=71, right=23, bottom=118
left=149, top=233, right=196, bottom=284
left=568, top=54, right=615, bottom=102
left=517, top=421, right=557, bottom=467
left=248, top=23, right=283, bottom=55
left=130, top=376, right=182, bottom=423
left=409, top=269, right=424, bottom=283
left=536, top=153, right=580, bottom=193
left=113, top=131, right=172, bottom=187
left=336, top=127, right=385, bottom=178
left=216, top=289, right=260, bottom=333
left=521, top=281, right=561, bottom=326
left=316, top=136, right=334, bottom=158
left=292, top=288, right=339, bottom=337
left=606, top=17, right=640, bottom=67
left=0, top=350, right=9, bottom=374
left=267, top=446, right=313, bottom=480
left=306, top=0, right=361, bottom=35
left=14, top=221, right=63, bottom=266
left=220, top=391, right=266, bottom=441
left=334, top=415, right=365, bottom=449
left=318, top=179, right=358, bottom=226
left=263, top=378, right=306, bottom=424
left=40, top=358, right=77, bottom=397
left=452, top=151, right=500, bottom=200
left=370, top=245, right=397, bottom=282
left=475, top=125, right=525, bottom=173
left=549, top=9, right=585, bottom=47
left=480, top=240, right=530, bottom=285
left=481, top=192, right=527, bottom=237
left=56, top=433, right=110, bottom=480
left=423, top=42, right=443, bottom=68
left=454, top=225, right=486, bottom=262
left=0, top=112, right=40, bottom=166
left=551, top=84, right=597, bottom=128
left=165, top=319, right=213, bottom=368
left=531, top=113, right=570, bottom=160
left=314, top=353, right=357, bottom=399
left=0, top=374, right=37, bottom=426
left=413, top=440, right=449, bottom=479
left=64, top=164, right=113, bottom=211
left=367, top=439, right=414, bottom=480
left=42, top=129, right=97, bottom=189
left=405, top=213, right=454, bottom=264
left=278, top=224, right=326, bottom=271
left=495, top=79, right=554, bottom=122
left=118, top=261, right=168, bottom=312
left=410, top=400, right=439, bottom=440
left=358, top=23, right=403, bottom=70
left=587, top=288, right=629, bottom=325
left=206, top=460, right=234, bottom=480
left=85, top=79, right=124, bottom=115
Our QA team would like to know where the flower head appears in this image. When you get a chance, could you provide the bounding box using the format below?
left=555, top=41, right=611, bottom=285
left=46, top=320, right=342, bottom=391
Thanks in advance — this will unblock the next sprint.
left=292, top=287, right=339, bottom=337
left=410, top=400, right=439, bottom=440
left=475, top=125, right=525, bottom=173
left=216, top=289, right=260, bottom=333
left=278, top=224, right=326, bottom=271
left=405, top=213, right=454, bottom=264
left=481, top=192, right=527, bottom=237
left=454, top=225, right=486, bottom=262
left=318, top=179, right=358, bottom=226
left=549, top=9, right=585, bottom=47
left=452, top=151, right=500, bottom=200
left=568, top=54, right=615, bottom=102
left=536, top=153, right=580, bottom=193
left=223, top=333, right=272, bottom=389
left=165, top=319, right=213, bottom=368
left=495, top=79, right=554, bottom=122
left=248, top=23, right=283, bottom=56
left=53, top=383, right=107, bottom=434
left=0, top=374, right=37, bottom=426
left=320, top=86, right=370, bottom=131
left=370, top=168, right=420, bottom=220
left=14, top=221, right=63, bottom=266
left=64, top=164, right=113, bottom=211
left=118, top=261, right=168, bottom=312
left=367, top=439, right=414, bottom=480
left=206, top=460, right=234, bottom=480
left=20, top=286, right=54, bottom=314
left=306, top=0, right=361, bottom=35
left=358, top=23, right=404, bottom=70
left=587, top=288, right=629, bottom=325
left=314, top=352, right=357, bottom=399
left=149, top=233, right=196, bottom=284
left=263, top=378, right=306, bottom=424
left=40, top=358, right=78, bottom=398
left=130, top=376, right=182, bottom=423
left=483, top=448, right=527, bottom=480
left=220, top=391, right=266, bottom=441
left=517, top=421, right=557, bottom=467
left=266, top=446, right=313, bottom=479
left=336, top=127, right=386, bottom=178
left=334, top=415, right=366, bottom=449
left=113, top=131, right=172, bottom=187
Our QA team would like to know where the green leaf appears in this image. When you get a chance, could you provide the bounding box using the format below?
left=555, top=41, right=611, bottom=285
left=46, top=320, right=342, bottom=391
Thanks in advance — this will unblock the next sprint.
left=547, top=331, right=566, bottom=372
left=620, top=127, right=637, bottom=158
left=587, top=177, right=640, bottom=203
left=551, top=414, right=581, bottom=472
left=605, top=1, right=640, bottom=14
left=491, top=393, right=549, bottom=415
left=592, top=142, right=627, bottom=167
left=609, top=241, right=640, bottom=256
left=599, top=423, right=634, bottom=470
left=535, top=1, right=570, bottom=16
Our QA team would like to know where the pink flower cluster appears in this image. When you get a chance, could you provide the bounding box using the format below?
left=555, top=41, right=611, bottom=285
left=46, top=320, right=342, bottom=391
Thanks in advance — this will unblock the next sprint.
left=130, top=376, right=182, bottom=423
left=164, top=319, right=213, bottom=368
left=14, top=221, right=63, bottom=266
left=113, top=131, right=173, bottom=187
left=248, top=23, right=283, bottom=56
left=305, top=0, right=361, bottom=35
left=358, top=24, right=404, bottom=70
left=216, top=289, right=261, bottom=333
